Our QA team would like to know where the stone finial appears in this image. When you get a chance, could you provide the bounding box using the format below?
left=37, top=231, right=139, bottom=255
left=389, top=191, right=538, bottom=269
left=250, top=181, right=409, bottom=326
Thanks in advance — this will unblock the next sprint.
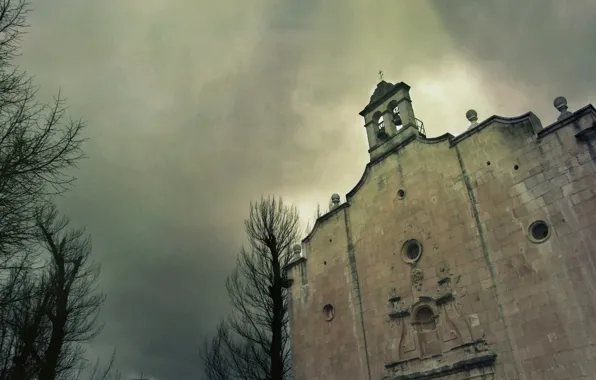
left=292, top=244, right=302, bottom=257
left=330, top=193, right=341, bottom=208
left=554, top=96, right=572, bottom=121
left=466, top=109, right=479, bottom=129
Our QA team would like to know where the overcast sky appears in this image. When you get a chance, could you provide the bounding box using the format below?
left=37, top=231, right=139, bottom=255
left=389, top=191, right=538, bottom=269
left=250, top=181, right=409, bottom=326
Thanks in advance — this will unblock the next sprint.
left=17, top=0, right=596, bottom=379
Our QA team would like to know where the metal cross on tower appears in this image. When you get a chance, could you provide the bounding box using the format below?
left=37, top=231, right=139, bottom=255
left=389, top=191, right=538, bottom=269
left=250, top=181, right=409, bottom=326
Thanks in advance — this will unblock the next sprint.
left=378, top=70, right=384, bottom=81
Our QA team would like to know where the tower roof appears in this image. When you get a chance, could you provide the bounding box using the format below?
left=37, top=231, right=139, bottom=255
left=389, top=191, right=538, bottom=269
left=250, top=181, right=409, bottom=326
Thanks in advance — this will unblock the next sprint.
left=359, top=81, right=411, bottom=116
left=369, top=80, right=394, bottom=104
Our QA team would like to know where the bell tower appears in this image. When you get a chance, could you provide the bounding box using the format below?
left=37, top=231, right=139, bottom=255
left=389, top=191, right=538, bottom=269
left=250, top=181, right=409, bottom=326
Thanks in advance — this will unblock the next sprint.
left=359, top=77, right=423, bottom=161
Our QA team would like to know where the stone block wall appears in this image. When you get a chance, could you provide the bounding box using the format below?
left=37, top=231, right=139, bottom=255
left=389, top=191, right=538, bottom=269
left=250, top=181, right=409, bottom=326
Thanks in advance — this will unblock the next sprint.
left=286, top=103, right=596, bottom=380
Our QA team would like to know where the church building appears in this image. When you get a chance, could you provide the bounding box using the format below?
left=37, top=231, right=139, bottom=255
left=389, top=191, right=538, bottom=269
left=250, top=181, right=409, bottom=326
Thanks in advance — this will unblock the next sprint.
left=285, top=78, right=596, bottom=380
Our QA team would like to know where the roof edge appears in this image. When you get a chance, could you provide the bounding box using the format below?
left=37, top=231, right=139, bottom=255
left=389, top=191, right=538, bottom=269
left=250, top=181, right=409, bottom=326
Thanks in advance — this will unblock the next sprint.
left=538, top=104, right=596, bottom=138
left=359, top=82, right=411, bottom=117
left=283, top=256, right=306, bottom=272
left=301, top=203, right=349, bottom=244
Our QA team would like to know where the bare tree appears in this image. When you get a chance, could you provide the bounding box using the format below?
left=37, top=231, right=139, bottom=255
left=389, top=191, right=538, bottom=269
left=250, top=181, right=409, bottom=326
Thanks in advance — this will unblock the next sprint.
left=3, top=270, right=53, bottom=380
left=0, top=3, right=87, bottom=357
left=0, top=2, right=112, bottom=379
left=72, top=349, right=120, bottom=380
left=34, top=204, right=105, bottom=380
left=199, top=322, right=232, bottom=380
left=0, top=0, right=87, bottom=259
left=201, top=196, right=301, bottom=380
left=0, top=204, right=106, bottom=380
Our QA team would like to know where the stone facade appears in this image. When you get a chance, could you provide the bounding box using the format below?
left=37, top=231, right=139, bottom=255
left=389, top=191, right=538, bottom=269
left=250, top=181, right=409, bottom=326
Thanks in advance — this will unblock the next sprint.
left=285, top=80, right=596, bottom=380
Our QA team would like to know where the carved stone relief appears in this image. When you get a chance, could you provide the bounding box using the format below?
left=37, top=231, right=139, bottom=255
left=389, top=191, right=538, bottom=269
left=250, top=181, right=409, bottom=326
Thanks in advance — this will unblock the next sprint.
left=411, top=268, right=423, bottom=291
left=300, top=284, right=309, bottom=304
left=384, top=230, right=496, bottom=378
left=385, top=261, right=489, bottom=378
left=440, top=263, right=486, bottom=341
left=399, top=318, right=417, bottom=354
left=412, top=305, right=441, bottom=358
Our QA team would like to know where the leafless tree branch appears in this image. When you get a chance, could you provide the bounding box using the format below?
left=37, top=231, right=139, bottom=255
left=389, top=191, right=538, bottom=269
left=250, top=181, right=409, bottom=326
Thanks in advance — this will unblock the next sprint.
left=201, top=196, right=300, bottom=380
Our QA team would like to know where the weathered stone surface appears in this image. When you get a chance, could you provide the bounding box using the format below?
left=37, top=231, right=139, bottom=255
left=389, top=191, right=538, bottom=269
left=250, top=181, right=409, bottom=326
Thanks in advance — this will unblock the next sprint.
left=285, top=84, right=596, bottom=380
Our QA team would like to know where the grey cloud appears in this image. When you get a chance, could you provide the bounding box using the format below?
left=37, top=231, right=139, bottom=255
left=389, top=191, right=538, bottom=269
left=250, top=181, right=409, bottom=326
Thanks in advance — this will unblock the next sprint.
left=431, top=0, right=596, bottom=115
left=16, top=0, right=595, bottom=379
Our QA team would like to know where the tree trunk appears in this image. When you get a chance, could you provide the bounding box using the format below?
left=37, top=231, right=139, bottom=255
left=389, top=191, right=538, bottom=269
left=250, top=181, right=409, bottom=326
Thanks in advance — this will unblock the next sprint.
left=38, top=280, right=67, bottom=380
left=269, top=253, right=284, bottom=380
left=38, top=323, right=65, bottom=380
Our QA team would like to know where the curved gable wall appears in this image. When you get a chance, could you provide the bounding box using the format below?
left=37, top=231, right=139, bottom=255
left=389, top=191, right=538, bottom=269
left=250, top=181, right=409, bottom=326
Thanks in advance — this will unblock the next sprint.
left=288, top=104, right=596, bottom=380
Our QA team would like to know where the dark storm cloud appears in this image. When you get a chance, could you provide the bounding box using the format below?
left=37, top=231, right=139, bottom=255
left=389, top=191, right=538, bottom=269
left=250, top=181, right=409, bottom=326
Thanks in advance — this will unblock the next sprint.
left=19, top=1, right=369, bottom=379
left=15, top=0, right=595, bottom=379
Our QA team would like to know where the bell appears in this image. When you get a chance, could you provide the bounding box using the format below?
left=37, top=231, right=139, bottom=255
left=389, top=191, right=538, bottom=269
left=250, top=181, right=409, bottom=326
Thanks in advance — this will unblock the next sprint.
left=393, top=113, right=402, bottom=126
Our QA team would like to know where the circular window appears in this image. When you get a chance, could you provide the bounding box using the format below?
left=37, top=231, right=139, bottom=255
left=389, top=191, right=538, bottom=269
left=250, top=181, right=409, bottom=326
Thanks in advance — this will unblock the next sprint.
left=323, top=304, right=335, bottom=321
left=397, top=189, right=406, bottom=199
left=401, top=239, right=422, bottom=263
left=528, top=220, right=550, bottom=243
